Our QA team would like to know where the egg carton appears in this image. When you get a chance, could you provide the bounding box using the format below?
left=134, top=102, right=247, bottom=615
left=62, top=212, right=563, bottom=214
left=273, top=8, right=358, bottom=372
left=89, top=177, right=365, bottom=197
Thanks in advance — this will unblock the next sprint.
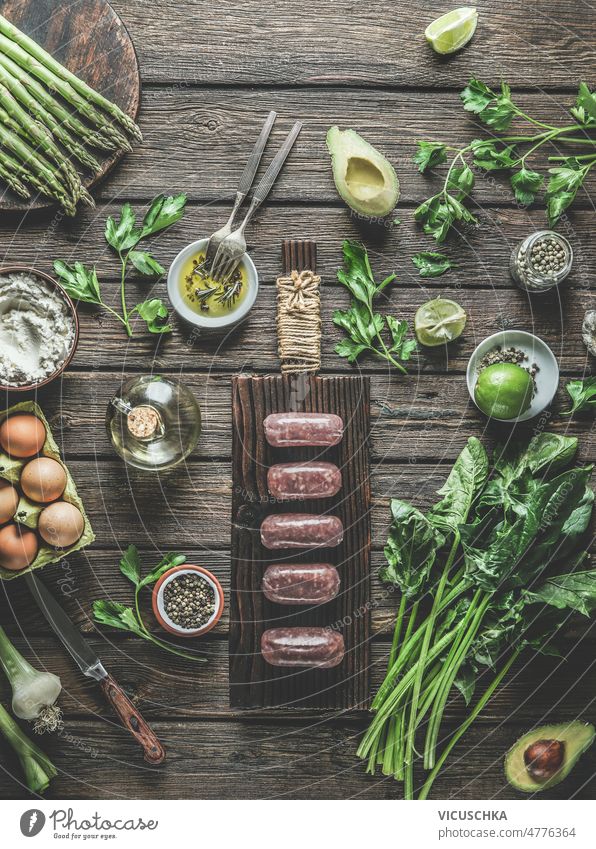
left=0, top=400, right=95, bottom=581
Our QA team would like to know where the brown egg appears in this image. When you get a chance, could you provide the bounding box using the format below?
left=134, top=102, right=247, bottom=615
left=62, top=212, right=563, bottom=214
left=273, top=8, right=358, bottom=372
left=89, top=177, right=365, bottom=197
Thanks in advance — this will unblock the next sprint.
left=0, top=415, right=46, bottom=458
left=0, top=480, right=19, bottom=524
left=20, top=457, right=66, bottom=503
left=0, top=523, right=38, bottom=571
left=38, top=501, right=84, bottom=548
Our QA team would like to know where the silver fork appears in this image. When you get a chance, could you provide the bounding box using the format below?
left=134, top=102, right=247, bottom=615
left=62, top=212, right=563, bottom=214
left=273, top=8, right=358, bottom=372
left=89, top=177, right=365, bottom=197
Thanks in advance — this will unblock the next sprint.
left=209, top=121, right=303, bottom=286
left=194, top=110, right=277, bottom=277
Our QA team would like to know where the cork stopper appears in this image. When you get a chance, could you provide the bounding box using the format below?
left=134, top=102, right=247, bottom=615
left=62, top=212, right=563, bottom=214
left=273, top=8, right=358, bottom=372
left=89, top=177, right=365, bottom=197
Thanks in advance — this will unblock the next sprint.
left=127, top=405, right=162, bottom=440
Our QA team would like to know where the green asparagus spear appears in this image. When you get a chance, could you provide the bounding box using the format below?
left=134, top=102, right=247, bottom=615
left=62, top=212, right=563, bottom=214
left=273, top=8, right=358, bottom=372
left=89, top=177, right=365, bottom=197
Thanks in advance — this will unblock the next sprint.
left=0, top=104, right=92, bottom=207
left=0, top=52, right=119, bottom=154
left=1, top=148, right=56, bottom=202
left=1, top=148, right=70, bottom=207
left=0, top=57, right=101, bottom=171
left=0, top=158, right=31, bottom=199
left=0, top=88, right=82, bottom=199
left=0, top=123, right=76, bottom=215
left=0, top=14, right=142, bottom=142
left=0, top=33, right=132, bottom=152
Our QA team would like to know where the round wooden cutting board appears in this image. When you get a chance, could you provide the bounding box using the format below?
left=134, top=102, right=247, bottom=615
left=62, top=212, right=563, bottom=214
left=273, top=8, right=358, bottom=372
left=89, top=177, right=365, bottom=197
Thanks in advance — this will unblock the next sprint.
left=0, top=0, right=141, bottom=213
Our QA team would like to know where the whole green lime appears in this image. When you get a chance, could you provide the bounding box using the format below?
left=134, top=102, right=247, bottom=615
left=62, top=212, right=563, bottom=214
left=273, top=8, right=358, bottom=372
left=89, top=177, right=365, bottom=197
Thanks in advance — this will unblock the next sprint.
left=474, top=363, right=533, bottom=420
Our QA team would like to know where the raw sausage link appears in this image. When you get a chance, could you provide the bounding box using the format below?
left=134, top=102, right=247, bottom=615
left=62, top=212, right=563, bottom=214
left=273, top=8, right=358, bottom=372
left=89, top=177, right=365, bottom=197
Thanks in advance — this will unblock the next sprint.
left=263, top=412, right=344, bottom=447
left=262, top=563, right=340, bottom=605
left=267, top=461, right=342, bottom=501
left=261, top=627, right=345, bottom=668
left=260, top=513, right=343, bottom=549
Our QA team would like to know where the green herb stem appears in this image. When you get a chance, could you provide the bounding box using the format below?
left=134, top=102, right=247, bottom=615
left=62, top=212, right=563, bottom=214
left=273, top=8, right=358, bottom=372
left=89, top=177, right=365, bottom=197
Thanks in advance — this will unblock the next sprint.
left=357, top=627, right=459, bottom=760
left=423, top=592, right=491, bottom=769
left=417, top=650, right=520, bottom=800
left=402, top=565, right=450, bottom=798
left=389, top=595, right=407, bottom=668
left=119, top=250, right=132, bottom=336
left=402, top=530, right=461, bottom=798
left=371, top=581, right=467, bottom=711
left=549, top=152, right=596, bottom=161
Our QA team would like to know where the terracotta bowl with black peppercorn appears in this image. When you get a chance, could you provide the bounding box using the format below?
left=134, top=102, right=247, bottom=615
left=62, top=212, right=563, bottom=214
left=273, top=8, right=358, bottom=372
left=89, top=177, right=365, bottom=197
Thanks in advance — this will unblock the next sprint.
left=152, top=564, right=224, bottom=638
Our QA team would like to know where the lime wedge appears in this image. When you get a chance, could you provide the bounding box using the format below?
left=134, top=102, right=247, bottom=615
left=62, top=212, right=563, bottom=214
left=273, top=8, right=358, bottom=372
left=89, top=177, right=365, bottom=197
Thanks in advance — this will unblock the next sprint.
left=414, top=298, right=467, bottom=347
left=425, top=7, right=478, bottom=55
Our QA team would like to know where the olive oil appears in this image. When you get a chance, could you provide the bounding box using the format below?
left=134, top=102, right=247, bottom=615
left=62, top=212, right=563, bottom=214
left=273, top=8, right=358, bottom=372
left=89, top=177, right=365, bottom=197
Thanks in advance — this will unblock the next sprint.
left=106, top=375, right=201, bottom=472
left=179, top=252, right=248, bottom=318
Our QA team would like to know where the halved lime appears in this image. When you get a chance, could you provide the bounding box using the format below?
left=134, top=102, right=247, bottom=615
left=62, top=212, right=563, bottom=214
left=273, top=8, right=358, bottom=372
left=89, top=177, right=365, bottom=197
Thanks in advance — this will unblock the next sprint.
left=475, top=363, right=533, bottom=420
left=414, top=298, right=467, bottom=347
left=425, top=7, right=478, bottom=55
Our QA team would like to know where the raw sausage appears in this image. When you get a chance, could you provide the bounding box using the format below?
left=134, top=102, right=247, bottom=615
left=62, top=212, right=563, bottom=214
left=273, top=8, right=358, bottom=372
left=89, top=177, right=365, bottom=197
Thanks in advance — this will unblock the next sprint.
left=261, top=627, right=345, bottom=668
left=260, top=513, right=343, bottom=549
left=262, top=563, right=340, bottom=605
left=263, top=412, right=343, bottom=447
left=267, top=461, right=342, bottom=501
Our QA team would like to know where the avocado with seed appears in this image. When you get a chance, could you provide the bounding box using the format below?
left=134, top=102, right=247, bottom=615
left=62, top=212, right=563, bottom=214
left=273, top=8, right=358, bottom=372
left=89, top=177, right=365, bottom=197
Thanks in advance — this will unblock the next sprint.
left=326, top=127, right=399, bottom=218
left=505, top=721, right=595, bottom=793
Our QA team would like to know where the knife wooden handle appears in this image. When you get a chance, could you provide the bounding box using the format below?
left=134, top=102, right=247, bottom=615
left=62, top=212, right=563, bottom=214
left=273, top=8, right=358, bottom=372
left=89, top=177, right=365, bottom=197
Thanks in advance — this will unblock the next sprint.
left=99, top=673, right=166, bottom=765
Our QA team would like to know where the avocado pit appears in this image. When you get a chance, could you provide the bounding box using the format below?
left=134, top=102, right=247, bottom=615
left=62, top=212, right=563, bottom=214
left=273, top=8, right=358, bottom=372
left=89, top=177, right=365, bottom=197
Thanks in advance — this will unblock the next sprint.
left=523, top=739, right=565, bottom=782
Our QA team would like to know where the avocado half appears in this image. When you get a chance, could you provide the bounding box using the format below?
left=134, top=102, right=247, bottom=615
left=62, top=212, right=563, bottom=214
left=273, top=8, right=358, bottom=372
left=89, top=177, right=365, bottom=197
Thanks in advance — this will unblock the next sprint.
left=505, top=721, right=595, bottom=793
left=326, top=126, right=399, bottom=219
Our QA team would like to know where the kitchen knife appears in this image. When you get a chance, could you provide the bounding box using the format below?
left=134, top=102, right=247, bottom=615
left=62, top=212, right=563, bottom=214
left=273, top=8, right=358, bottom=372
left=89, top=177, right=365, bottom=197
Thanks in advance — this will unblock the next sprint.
left=25, top=572, right=165, bottom=765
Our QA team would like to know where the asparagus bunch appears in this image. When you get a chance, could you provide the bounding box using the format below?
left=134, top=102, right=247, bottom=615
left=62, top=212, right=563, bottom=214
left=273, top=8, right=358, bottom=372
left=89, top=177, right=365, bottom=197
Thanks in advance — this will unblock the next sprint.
left=0, top=13, right=142, bottom=215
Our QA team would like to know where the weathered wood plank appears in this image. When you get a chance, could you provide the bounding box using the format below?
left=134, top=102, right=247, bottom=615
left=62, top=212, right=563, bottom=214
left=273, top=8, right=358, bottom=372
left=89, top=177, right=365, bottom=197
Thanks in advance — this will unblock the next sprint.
left=109, top=0, right=596, bottom=89
left=0, top=629, right=593, bottom=726
left=35, top=88, right=592, bottom=203
left=29, top=371, right=596, bottom=463
left=0, top=713, right=594, bottom=800
left=23, top=284, right=591, bottom=376
left=2, top=543, right=596, bottom=641
left=0, top=458, right=593, bottom=556
left=2, top=204, right=595, bottom=291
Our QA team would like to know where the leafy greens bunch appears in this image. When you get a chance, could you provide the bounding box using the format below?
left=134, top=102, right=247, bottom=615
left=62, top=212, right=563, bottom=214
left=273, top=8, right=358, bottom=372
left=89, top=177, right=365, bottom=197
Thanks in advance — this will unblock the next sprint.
left=358, top=433, right=596, bottom=799
left=333, top=241, right=417, bottom=374
left=54, top=194, right=187, bottom=336
left=93, top=545, right=206, bottom=663
left=414, top=79, right=596, bottom=242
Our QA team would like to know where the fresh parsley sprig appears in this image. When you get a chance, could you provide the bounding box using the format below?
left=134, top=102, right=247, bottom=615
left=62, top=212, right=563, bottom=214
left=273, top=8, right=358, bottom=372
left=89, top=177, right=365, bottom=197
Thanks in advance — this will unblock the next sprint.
left=54, top=194, right=187, bottom=336
left=411, top=251, right=453, bottom=278
left=92, top=545, right=207, bottom=663
left=333, top=241, right=416, bottom=374
left=414, top=80, right=596, bottom=242
left=561, top=376, right=596, bottom=417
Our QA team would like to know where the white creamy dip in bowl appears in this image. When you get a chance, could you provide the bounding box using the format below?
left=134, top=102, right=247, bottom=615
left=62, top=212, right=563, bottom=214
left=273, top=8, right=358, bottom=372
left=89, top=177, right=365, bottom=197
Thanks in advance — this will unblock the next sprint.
left=0, top=267, right=79, bottom=392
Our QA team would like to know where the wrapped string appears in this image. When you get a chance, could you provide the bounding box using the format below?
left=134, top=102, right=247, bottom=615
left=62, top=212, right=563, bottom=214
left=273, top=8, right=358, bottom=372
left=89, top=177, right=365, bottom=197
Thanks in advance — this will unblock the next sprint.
left=276, top=269, right=321, bottom=374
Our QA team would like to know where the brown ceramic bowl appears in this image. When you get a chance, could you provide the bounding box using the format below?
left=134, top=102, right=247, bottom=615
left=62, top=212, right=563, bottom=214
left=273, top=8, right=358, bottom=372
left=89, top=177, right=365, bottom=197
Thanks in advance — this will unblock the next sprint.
left=152, top=564, right=225, bottom=638
left=0, top=265, right=79, bottom=393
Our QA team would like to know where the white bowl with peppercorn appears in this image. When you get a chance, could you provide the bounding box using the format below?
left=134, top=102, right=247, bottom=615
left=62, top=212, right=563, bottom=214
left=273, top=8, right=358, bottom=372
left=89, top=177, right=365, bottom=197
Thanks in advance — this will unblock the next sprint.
left=152, top=564, right=224, bottom=638
left=467, top=330, right=559, bottom=422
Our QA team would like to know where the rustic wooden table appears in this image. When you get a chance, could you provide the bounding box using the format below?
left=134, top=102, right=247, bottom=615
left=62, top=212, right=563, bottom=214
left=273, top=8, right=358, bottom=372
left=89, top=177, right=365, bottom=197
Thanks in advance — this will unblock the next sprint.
left=1, top=0, right=595, bottom=800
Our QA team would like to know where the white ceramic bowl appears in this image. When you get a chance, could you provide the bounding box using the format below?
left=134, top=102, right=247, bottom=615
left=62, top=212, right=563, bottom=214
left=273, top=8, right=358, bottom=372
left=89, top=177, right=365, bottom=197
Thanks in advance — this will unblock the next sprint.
left=167, top=237, right=259, bottom=332
left=467, top=330, right=559, bottom=422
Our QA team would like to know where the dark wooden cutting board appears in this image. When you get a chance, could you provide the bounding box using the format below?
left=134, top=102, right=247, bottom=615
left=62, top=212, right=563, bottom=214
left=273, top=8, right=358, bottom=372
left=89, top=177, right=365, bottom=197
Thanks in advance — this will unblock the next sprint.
left=229, top=374, right=372, bottom=711
left=0, top=0, right=140, bottom=212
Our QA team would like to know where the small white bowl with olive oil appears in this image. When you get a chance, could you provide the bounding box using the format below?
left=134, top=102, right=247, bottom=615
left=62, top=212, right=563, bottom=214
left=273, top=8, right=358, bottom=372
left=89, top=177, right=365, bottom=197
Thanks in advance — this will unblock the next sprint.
left=167, top=237, right=259, bottom=332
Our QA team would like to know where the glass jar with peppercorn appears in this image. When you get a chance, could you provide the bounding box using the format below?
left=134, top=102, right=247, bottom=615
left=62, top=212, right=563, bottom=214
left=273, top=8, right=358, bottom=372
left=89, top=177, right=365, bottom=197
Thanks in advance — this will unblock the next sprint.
left=510, top=230, right=573, bottom=293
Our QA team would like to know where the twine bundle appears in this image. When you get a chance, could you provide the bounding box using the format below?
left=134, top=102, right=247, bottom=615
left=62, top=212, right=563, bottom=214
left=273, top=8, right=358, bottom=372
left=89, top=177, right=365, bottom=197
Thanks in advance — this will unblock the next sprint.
left=276, top=269, right=322, bottom=374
